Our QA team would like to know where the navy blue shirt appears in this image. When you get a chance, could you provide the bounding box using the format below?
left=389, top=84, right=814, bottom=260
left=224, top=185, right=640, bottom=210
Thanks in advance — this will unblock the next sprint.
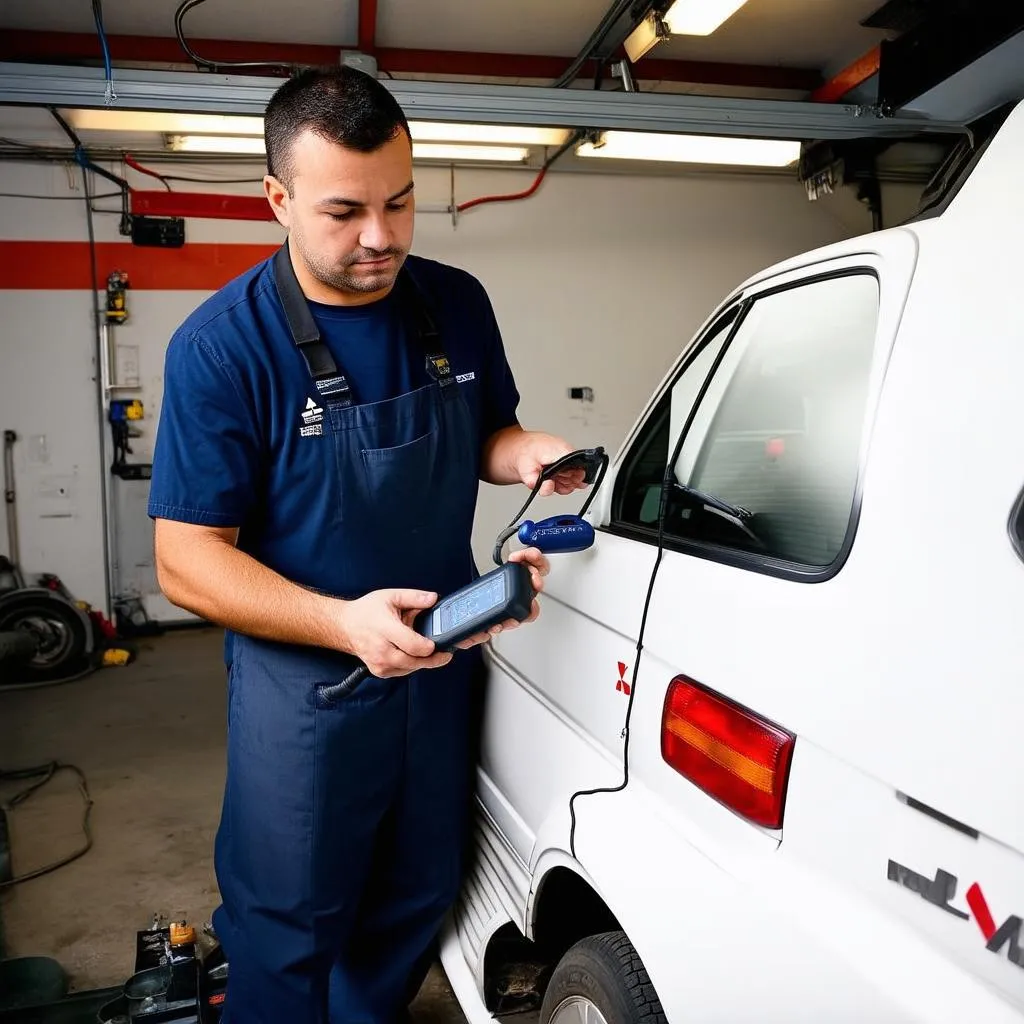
left=148, top=252, right=520, bottom=602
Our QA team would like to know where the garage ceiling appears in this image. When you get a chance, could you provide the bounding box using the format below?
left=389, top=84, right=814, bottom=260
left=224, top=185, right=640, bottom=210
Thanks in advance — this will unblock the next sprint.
left=4, top=0, right=1022, bottom=115
left=1, top=0, right=889, bottom=73
left=0, top=0, right=1020, bottom=199
left=1, top=0, right=897, bottom=98
left=654, top=0, right=887, bottom=70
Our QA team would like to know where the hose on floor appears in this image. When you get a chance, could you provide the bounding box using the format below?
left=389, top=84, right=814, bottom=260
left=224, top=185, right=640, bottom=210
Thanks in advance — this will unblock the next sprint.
left=0, top=761, right=94, bottom=888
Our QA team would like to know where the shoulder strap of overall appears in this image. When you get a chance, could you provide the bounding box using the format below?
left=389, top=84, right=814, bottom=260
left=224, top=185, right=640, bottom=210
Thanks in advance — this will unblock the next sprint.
left=396, top=260, right=456, bottom=396
left=273, top=245, right=455, bottom=404
left=272, top=244, right=353, bottom=405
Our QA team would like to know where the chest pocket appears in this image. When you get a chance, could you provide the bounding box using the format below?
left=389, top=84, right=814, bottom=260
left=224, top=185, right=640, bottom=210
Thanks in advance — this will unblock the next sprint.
left=359, top=430, right=440, bottom=533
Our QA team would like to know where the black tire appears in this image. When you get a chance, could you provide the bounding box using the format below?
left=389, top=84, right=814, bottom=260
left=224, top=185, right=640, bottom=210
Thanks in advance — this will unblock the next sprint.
left=0, top=630, right=37, bottom=666
left=540, top=931, right=668, bottom=1024
left=0, top=592, right=91, bottom=683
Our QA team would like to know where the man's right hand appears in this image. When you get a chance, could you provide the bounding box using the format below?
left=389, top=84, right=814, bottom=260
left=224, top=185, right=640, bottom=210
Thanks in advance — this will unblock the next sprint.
left=153, top=521, right=454, bottom=675
left=334, top=589, right=453, bottom=678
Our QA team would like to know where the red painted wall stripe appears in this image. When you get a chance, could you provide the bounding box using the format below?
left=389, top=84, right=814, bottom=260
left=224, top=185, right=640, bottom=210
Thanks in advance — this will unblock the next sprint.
left=0, top=241, right=279, bottom=290
left=130, top=191, right=277, bottom=222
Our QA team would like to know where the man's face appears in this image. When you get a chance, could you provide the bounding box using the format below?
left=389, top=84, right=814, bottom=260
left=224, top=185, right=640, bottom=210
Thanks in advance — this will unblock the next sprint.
left=265, top=128, right=415, bottom=302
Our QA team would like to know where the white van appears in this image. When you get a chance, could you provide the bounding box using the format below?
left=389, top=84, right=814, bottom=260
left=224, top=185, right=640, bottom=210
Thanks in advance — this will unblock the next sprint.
left=439, top=98, right=1024, bottom=1024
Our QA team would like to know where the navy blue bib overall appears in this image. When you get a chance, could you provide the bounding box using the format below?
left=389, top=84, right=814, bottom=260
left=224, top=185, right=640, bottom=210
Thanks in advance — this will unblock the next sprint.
left=213, top=247, right=482, bottom=1023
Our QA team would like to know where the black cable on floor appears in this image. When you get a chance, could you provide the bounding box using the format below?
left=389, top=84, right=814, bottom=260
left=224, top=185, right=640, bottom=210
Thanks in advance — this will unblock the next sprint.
left=0, top=761, right=94, bottom=888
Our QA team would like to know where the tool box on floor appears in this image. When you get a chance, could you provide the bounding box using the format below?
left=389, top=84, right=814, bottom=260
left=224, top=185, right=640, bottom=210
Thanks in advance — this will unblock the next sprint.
left=0, top=917, right=226, bottom=1024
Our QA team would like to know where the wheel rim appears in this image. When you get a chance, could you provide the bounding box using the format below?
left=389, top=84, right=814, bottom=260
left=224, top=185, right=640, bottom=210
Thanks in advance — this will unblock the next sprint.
left=549, top=996, right=610, bottom=1024
left=11, top=614, right=73, bottom=667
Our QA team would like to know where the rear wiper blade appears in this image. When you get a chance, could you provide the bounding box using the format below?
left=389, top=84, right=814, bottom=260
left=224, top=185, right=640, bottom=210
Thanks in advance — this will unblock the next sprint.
left=671, top=482, right=752, bottom=520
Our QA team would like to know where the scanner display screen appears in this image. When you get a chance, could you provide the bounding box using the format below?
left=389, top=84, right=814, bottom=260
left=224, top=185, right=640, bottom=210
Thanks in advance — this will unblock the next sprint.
left=439, top=573, right=506, bottom=634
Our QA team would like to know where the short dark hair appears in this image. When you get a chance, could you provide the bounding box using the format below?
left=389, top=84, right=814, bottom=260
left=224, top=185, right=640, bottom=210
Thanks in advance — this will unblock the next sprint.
left=264, top=66, right=410, bottom=188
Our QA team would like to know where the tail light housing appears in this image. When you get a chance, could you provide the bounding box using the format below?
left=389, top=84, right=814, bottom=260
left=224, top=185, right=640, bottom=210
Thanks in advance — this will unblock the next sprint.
left=661, top=676, right=795, bottom=829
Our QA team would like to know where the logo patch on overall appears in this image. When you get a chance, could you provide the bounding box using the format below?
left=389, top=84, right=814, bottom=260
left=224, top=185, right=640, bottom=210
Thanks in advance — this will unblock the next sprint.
left=315, top=376, right=347, bottom=396
left=300, top=397, right=323, bottom=437
left=456, top=372, right=476, bottom=383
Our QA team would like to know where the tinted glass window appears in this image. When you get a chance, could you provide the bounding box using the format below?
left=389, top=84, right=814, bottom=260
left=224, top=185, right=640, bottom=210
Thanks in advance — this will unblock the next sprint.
left=613, top=316, right=733, bottom=531
left=614, top=273, right=880, bottom=572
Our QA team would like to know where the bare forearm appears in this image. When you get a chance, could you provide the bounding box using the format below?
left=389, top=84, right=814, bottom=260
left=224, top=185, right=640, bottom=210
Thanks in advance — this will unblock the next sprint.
left=156, top=532, right=343, bottom=651
left=480, top=428, right=587, bottom=498
left=481, top=424, right=527, bottom=484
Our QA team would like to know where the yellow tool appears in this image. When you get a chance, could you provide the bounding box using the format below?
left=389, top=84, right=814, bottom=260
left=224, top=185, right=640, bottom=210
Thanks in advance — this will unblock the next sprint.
left=105, top=270, right=129, bottom=325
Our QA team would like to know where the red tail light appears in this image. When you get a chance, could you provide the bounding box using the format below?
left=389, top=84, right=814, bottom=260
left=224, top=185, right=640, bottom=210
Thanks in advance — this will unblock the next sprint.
left=661, top=677, right=795, bottom=829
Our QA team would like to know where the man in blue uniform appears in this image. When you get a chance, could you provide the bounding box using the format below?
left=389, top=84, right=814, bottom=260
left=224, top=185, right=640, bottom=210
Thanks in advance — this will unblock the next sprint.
left=148, top=67, right=585, bottom=1024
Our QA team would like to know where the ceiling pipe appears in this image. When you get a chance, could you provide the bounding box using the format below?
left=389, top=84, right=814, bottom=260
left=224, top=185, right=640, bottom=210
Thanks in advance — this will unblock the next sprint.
left=0, top=30, right=821, bottom=92
left=358, top=0, right=379, bottom=56
left=551, top=0, right=638, bottom=87
left=376, top=46, right=817, bottom=90
left=811, top=45, right=881, bottom=103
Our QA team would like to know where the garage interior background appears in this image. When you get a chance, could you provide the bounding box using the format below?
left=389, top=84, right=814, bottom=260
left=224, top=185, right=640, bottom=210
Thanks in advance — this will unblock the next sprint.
left=1, top=0, right=1023, bottom=1011
left=0, top=0, right=1018, bottom=627
left=0, top=141, right=926, bottom=624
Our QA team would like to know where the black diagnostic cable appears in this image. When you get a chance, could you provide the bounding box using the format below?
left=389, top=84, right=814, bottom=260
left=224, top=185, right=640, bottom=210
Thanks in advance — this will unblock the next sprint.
left=323, top=449, right=609, bottom=702
left=492, top=448, right=608, bottom=567
left=567, top=477, right=667, bottom=859
left=567, top=304, right=749, bottom=858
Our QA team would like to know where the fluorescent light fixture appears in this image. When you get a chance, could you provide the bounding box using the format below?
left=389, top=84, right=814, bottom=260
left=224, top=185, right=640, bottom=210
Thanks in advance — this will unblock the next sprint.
left=664, top=0, right=749, bottom=36
left=576, top=131, right=800, bottom=167
left=63, top=108, right=563, bottom=149
left=166, top=135, right=529, bottom=163
left=64, top=108, right=263, bottom=135
left=167, top=134, right=266, bottom=154
left=624, top=12, right=670, bottom=62
left=412, top=143, right=529, bottom=162
left=408, top=122, right=568, bottom=146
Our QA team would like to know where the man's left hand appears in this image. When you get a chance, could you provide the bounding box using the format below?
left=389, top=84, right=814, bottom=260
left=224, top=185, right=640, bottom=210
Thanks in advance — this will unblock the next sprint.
left=514, top=432, right=590, bottom=497
left=453, top=546, right=549, bottom=651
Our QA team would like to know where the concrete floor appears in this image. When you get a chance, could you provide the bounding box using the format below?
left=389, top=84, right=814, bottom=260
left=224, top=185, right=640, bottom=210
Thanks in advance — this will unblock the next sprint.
left=0, top=627, right=466, bottom=1022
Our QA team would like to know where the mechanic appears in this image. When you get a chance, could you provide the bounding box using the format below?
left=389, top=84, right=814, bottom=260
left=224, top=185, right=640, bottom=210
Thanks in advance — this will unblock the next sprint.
left=148, top=66, right=586, bottom=1024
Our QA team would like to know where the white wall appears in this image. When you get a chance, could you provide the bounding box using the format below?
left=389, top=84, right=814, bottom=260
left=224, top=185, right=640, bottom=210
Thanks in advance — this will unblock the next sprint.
left=0, top=152, right=917, bottom=612
left=0, top=162, right=107, bottom=612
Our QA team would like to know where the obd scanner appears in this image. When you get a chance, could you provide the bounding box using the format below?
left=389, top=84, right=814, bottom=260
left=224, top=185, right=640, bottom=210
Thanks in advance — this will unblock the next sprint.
left=322, top=446, right=609, bottom=699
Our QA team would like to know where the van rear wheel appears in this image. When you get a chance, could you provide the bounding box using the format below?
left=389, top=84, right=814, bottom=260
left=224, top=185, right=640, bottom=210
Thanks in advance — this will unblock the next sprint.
left=540, top=931, right=667, bottom=1024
